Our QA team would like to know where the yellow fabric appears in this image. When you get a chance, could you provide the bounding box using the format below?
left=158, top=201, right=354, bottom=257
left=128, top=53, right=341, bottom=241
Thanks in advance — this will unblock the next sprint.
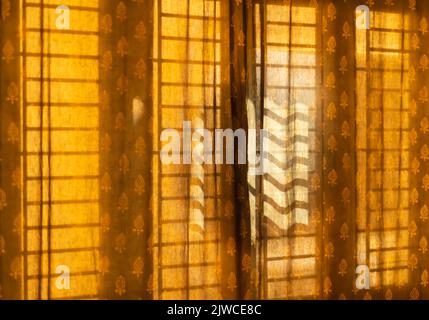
left=0, top=0, right=429, bottom=300
left=22, top=0, right=100, bottom=299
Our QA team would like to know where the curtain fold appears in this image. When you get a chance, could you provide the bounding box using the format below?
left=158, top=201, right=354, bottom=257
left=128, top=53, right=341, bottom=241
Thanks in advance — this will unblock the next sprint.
left=320, top=0, right=358, bottom=299
left=225, top=0, right=253, bottom=299
left=98, top=0, right=155, bottom=300
left=0, top=0, right=22, bottom=300
left=409, top=0, right=429, bottom=301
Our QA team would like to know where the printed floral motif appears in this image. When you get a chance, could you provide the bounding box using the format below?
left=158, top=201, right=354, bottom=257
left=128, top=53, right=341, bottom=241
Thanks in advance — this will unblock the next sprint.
left=134, top=21, right=146, bottom=41
left=101, top=15, right=112, bottom=34
left=6, top=82, right=18, bottom=104
left=115, top=275, right=126, bottom=296
left=116, top=2, right=127, bottom=22
left=134, top=175, right=145, bottom=196
left=117, top=192, right=129, bottom=213
left=327, top=3, right=336, bottom=21
left=132, top=257, right=144, bottom=278
left=9, top=257, right=21, bottom=280
left=133, top=215, right=144, bottom=235
left=2, top=40, right=14, bottom=63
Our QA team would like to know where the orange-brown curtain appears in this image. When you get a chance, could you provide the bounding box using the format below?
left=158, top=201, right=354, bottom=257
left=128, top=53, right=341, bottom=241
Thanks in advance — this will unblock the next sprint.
left=245, top=0, right=428, bottom=299
left=98, top=0, right=155, bottom=299
left=98, top=0, right=252, bottom=299
left=1, top=0, right=429, bottom=300
left=0, top=0, right=21, bottom=300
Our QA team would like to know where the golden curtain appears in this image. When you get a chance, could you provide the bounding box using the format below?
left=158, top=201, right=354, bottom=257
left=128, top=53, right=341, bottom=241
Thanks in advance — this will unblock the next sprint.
left=0, top=0, right=429, bottom=300
left=0, top=0, right=21, bottom=300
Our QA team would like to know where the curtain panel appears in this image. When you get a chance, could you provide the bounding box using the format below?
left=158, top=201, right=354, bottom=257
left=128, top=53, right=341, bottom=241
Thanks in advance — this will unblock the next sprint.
left=0, top=0, right=429, bottom=300
left=0, top=0, right=21, bottom=300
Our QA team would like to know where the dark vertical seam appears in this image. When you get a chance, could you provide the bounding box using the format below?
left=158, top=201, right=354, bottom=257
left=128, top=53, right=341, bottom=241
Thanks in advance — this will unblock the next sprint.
left=241, top=0, right=249, bottom=299
left=249, top=1, right=258, bottom=299
left=257, top=0, right=266, bottom=299
left=379, top=8, right=386, bottom=294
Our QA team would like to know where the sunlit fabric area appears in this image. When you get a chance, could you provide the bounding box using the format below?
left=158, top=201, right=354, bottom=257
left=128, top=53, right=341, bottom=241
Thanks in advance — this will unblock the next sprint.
left=1, top=0, right=429, bottom=300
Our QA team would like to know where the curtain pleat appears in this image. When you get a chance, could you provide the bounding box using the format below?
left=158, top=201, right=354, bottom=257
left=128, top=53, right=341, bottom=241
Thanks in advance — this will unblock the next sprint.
left=409, top=0, right=429, bottom=301
left=99, top=0, right=154, bottom=299
left=0, top=0, right=22, bottom=299
left=221, top=0, right=253, bottom=300
left=320, top=0, right=358, bottom=299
